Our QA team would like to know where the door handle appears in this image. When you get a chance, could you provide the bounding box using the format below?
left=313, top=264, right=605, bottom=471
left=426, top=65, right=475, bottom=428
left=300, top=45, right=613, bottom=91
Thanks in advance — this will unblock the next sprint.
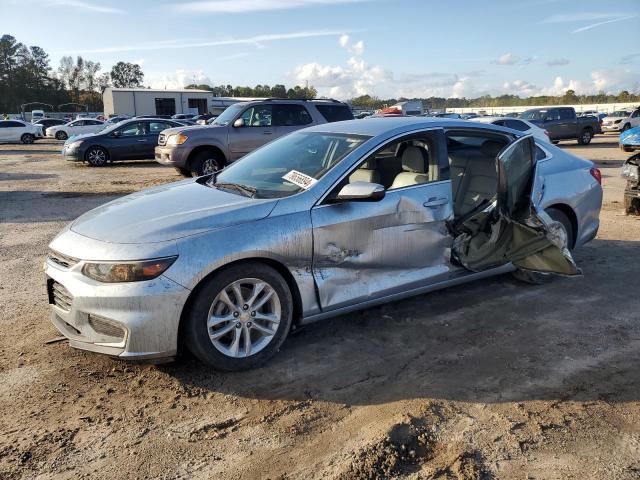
left=423, top=197, right=448, bottom=208
left=137, top=139, right=147, bottom=142
left=263, top=131, right=273, bottom=135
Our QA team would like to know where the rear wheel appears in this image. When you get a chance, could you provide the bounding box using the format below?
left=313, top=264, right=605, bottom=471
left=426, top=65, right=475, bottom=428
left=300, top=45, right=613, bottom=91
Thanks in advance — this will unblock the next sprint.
left=184, top=263, right=293, bottom=370
left=21, top=133, right=34, bottom=144
left=577, top=128, right=592, bottom=145
left=512, top=208, right=574, bottom=285
left=55, top=131, right=68, bottom=140
left=190, top=150, right=224, bottom=177
left=85, top=146, right=109, bottom=167
left=175, top=166, right=192, bottom=177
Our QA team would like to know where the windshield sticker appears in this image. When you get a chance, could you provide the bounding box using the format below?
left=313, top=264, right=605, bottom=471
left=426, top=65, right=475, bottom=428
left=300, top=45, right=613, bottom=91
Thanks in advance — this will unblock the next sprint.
left=282, top=170, right=318, bottom=190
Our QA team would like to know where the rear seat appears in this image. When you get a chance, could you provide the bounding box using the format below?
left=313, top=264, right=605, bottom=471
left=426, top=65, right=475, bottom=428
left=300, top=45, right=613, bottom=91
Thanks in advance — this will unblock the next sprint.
left=449, top=140, right=504, bottom=217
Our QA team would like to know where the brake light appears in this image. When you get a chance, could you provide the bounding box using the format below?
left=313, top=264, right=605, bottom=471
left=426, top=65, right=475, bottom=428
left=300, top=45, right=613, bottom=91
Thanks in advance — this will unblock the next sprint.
left=590, top=167, right=602, bottom=185
left=544, top=130, right=550, bottom=138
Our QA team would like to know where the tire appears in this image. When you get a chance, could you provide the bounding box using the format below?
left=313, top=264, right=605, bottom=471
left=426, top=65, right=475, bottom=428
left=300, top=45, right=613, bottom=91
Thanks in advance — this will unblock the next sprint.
left=622, top=123, right=631, bottom=132
left=184, top=262, right=293, bottom=371
left=190, top=150, right=224, bottom=177
left=512, top=208, right=574, bottom=285
left=622, top=146, right=634, bottom=153
left=577, top=128, right=592, bottom=145
left=85, top=146, right=109, bottom=167
left=175, top=166, right=192, bottom=178
left=21, top=133, right=34, bottom=144
left=55, top=131, right=68, bottom=140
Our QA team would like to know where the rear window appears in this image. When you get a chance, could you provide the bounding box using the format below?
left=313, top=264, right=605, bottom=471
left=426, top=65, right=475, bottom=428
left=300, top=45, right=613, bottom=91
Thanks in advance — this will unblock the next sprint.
left=314, top=104, right=354, bottom=123
left=505, top=119, right=529, bottom=131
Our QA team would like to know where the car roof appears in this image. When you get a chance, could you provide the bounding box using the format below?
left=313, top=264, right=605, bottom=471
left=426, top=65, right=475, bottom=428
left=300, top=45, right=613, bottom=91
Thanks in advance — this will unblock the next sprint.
left=301, top=117, right=517, bottom=137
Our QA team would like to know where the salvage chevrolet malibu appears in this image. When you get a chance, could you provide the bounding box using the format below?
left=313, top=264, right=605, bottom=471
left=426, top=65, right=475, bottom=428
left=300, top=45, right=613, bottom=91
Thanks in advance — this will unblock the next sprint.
left=45, top=118, right=602, bottom=370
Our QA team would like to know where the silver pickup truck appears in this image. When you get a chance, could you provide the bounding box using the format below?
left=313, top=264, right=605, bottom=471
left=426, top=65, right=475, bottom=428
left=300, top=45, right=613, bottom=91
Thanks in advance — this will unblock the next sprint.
left=155, top=99, right=354, bottom=176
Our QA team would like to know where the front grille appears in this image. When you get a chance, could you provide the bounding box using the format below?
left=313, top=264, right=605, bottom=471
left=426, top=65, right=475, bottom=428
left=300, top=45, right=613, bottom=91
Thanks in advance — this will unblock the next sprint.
left=158, top=133, right=166, bottom=146
left=49, top=280, right=73, bottom=311
left=88, top=315, right=125, bottom=341
left=48, top=250, right=78, bottom=269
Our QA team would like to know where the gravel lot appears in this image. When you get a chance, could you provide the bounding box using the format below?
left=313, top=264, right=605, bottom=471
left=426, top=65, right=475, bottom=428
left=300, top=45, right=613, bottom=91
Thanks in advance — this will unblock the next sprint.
left=0, top=135, right=638, bottom=480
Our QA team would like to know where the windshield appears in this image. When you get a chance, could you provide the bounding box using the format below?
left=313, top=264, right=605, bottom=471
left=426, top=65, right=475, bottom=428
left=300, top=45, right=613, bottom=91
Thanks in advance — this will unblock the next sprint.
left=611, top=111, right=630, bottom=117
left=520, top=109, right=547, bottom=120
left=212, top=131, right=370, bottom=198
left=211, top=103, right=244, bottom=126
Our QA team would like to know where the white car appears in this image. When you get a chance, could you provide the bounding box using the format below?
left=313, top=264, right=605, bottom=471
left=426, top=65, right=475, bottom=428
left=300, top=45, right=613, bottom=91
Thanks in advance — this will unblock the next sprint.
left=46, top=118, right=105, bottom=140
left=471, top=116, right=550, bottom=142
left=0, top=119, right=43, bottom=144
left=601, top=109, right=640, bottom=133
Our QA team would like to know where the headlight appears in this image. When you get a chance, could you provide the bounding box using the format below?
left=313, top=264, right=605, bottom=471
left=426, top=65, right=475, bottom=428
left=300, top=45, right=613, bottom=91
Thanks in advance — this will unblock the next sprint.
left=166, top=134, right=188, bottom=145
left=82, top=256, right=177, bottom=283
left=68, top=140, right=82, bottom=150
left=621, top=163, right=639, bottom=181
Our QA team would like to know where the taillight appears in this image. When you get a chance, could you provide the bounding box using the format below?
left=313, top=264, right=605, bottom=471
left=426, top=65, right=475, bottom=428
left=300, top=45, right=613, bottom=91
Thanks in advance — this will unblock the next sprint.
left=544, top=130, right=550, bottom=138
left=590, top=167, right=602, bottom=185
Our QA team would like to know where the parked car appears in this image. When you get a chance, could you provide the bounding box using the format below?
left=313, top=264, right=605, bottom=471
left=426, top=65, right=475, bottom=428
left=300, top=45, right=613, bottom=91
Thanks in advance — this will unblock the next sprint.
left=31, top=109, right=46, bottom=122
left=620, top=152, right=639, bottom=214
left=134, top=114, right=172, bottom=119
left=61, top=118, right=185, bottom=166
left=601, top=109, right=640, bottom=133
left=193, top=113, right=216, bottom=125
left=471, top=116, right=550, bottom=142
left=46, top=117, right=602, bottom=370
left=460, top=113, right=479, bottom=120
left=46, top=119, right=105, bottom=140
left=172, top=113, right=197, bottom=120
left=32, top=118, right=66, bottom=131
left=176, top=119, right=199, bottom=126
left=620, top=124, right=640, bottom=152
left=434, top=112, right=462, bottom=119
left=0, top=119, right=43, bottom=143
left=155, top=99, right=355, bottom=176
left=519, top=107, right=600, bottom=144
left=105, top=115, right=131, bottom=125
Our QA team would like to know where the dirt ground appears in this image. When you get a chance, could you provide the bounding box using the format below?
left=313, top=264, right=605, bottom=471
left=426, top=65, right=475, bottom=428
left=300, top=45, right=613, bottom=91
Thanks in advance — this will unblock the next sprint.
left=0, top=135, right=638, bottom=480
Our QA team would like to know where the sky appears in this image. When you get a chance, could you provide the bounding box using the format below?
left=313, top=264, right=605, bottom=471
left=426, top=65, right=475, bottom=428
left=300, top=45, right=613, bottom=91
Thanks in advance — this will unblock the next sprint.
left=3, top=0, right=640, bottom=99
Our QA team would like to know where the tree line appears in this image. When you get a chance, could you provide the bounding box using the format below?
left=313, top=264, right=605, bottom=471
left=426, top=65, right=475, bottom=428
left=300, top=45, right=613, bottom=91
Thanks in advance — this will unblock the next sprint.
left=184, top=83, right=318, bottom=100
left=351, top=90, right=640, bottom=111
left=0, top=34, right=144, bottom=113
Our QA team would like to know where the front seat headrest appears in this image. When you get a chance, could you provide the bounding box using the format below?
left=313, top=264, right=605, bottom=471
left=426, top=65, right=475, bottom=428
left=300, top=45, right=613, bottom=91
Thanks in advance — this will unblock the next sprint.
left=480, top=140, right=506, bottom=159
left=401, top=146, right=427, bottom=173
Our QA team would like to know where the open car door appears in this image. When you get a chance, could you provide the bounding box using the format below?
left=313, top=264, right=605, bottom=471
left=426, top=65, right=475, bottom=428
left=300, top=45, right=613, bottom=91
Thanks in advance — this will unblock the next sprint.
left=451, top=135, right=580, bottom=276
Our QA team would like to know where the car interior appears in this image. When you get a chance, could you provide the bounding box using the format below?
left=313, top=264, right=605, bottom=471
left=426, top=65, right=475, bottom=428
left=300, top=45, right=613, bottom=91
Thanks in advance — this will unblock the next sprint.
left=347, top=132, right=510, bottom=222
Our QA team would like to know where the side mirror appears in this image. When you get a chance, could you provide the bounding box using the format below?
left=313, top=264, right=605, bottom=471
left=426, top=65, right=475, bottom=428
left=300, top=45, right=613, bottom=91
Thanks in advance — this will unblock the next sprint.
left=333, top=181, right=385, bottom=202
left=233, top=118, right=245, bottom=128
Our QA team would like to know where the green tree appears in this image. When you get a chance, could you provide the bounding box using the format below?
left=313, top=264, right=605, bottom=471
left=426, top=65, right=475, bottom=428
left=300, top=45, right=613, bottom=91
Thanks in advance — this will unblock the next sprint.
left=110, top=61, right=144, bottom=88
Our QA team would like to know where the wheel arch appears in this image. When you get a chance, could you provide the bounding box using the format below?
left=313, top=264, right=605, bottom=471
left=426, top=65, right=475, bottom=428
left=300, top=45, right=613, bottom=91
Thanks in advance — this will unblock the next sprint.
left=546, top=203, right=578, bottom=248
left=176, top=257, right=303, bottom=354
left=186, top=145, right=227, bottom=170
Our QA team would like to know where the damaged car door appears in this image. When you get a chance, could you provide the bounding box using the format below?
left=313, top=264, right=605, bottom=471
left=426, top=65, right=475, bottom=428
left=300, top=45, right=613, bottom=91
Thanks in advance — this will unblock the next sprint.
left=310, top=130, right=454, bottom=310
left=452, top=135, right=579, bottom=276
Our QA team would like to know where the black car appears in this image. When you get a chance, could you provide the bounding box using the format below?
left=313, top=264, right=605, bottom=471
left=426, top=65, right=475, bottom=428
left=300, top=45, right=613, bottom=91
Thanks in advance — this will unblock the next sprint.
left=61, top=118, right=184, bottom=166
left=33, top=118, right=66, bottom=130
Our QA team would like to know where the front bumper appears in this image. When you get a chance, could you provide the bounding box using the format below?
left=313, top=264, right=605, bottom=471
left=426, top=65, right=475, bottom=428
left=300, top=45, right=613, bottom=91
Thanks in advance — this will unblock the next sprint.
left=155, top=145, right=188, bottom=168
left=61, top=144, right=84, bottom=161
left=45, top=256, right=190, bottom=361
left=601, top=124, right=623, bottom=132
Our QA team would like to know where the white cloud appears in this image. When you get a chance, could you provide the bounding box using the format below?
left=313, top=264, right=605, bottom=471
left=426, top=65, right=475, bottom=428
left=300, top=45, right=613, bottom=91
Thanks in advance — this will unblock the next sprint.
left=52, top=30, right=351, bottom=55
left=339, top=34, right=349, bottom=48
left=175, top=0, right=370, bottom=13
left=496, top=53, right=519, bottom=65
left=591, top=69, right=640, bottom=94
left=338, top=35, right=365, bottom=56
left=539, top=12, right=638, bottom=33
left=546, top=58, right=570, bottom=66
left=45, top=0, right=124, bottom=14
left=149, top=69, right=213, bottom=89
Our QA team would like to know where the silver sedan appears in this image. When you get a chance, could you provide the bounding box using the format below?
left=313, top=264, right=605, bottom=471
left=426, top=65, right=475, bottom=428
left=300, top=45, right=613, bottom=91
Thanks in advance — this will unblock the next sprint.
left=45, top=118, right=603, bottom=370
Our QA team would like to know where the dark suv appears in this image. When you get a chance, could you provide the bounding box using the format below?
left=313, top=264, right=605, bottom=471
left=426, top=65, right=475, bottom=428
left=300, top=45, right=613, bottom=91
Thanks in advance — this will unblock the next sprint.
left=154, top=99, right=354, bottom=176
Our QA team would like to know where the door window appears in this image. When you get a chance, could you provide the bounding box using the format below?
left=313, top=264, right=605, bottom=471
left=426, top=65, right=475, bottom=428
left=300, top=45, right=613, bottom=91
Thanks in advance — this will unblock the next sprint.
left=118, top=122, right=148, bottom=137
left=497, top=136, right=535, bottom=217
left=4, top=121, right=24, bottom=127
left=559, top=108, right=574, bottom=120
left=273, top=105, right=312, bottom=126
left=545, top=109, right=561, bottom=121
left=69, top=121, right=83, bottom=127
left=149, top=121, right=172, bottom=133
left=241, top=105, right=272, bottom=127
left=315, top=104, right=354, bottom=122
left=505, top=119, right=529, bottom=131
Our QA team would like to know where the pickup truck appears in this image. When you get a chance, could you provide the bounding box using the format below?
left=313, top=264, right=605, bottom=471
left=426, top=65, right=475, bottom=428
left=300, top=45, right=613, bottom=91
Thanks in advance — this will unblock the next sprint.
left=520, top=107, right=600, bottom=145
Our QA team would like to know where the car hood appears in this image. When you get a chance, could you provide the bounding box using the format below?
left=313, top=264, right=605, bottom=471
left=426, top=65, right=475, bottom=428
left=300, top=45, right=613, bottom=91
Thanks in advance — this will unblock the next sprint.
left=70, top=179, right=278, bottom=244
left=65, top=132, right=97, bottom=144
left=620, top=126, right=640, bottom=145
left=161, top=124, right=226, bottom=136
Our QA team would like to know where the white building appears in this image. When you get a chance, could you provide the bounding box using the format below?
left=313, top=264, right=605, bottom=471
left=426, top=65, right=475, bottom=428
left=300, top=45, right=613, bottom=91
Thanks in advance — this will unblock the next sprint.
left=102, top=88, right=250, bottom=117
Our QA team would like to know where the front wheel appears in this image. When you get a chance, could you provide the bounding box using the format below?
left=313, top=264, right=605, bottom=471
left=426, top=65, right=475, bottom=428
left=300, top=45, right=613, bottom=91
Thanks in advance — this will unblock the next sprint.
left=622, top=124, right=631, bottom=132
left=85, top=146, right=109, bottom=167
left=190, top=150, right=224, bottom=177
left=21, top=133, right=34, bottom=144
left=512, top=208, right=574, bottom=285
left=577, top=128, right=593, bottom=145
left=184, top=263, right=293, bottom=370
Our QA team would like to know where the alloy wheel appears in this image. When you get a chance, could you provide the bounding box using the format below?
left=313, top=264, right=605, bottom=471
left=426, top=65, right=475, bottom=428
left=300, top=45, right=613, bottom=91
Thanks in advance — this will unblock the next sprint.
left=207, top=278, right=281, bottom=358
left=87, top=148, right=107, bottom=166
left=202, top=158, right=220, bottom=175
